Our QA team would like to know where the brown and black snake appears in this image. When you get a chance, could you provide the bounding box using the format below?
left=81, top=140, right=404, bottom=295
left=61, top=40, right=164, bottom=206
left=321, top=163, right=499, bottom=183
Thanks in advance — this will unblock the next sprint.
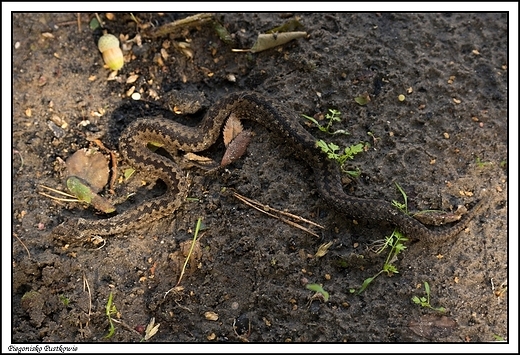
left=50, top=92, right=487, bottom=244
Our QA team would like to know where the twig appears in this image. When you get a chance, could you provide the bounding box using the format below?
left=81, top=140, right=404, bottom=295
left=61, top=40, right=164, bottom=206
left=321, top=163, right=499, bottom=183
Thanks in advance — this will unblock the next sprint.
left=13, top=233, right=31, bottom=259
left=231, top=190, right=323, bottom=237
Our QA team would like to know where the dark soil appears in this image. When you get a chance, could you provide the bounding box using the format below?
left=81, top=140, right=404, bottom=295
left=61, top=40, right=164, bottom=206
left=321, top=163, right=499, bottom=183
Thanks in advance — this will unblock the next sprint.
left=10, top=12, right=508, bottom=346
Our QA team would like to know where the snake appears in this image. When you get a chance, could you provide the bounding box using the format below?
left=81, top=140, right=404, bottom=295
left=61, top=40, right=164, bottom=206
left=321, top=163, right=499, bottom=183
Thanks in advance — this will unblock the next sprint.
left=50, top=92, right=487, bottom=244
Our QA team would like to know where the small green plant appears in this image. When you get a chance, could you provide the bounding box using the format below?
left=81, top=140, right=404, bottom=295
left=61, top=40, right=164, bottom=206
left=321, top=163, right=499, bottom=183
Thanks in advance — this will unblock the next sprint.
left=104, top=291, right=118, bottom=339
left=306, top=283, right=330, bottom=302
left=59, top=294, right=70, bottom=307
left=411, top=281, right=446, bottom=313
left=304, top=108, right=364, bottom=176
left=391, top=182, right=409, bottom=215
left=302, top=108, right=348, bottom=135
left=357, top=229, right=408, bottom=294
left=316, top=140, right=364, bottom=176
left=475, top=157, right=492, bottom=168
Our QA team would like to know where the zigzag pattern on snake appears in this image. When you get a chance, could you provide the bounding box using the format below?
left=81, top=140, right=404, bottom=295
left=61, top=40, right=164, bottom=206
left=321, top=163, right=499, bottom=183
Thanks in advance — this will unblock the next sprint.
left=50, top=92, right=486, bottom=244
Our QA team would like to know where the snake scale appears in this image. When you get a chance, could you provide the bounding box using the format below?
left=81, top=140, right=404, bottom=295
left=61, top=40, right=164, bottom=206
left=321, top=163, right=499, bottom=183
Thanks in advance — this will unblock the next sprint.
left=50, top=92, right=486, bottom=244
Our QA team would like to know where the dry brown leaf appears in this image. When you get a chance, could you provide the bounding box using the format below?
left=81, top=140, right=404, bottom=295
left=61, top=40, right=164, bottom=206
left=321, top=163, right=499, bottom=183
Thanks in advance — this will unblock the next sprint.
left=232, top=32, right=307, bottom=53
left=223, top=113, right=244, bottom=147
left=221, top=130, right=252, bottom=167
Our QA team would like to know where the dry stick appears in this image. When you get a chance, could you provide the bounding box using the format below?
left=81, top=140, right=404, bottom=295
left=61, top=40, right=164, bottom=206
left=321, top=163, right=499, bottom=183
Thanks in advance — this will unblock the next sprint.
left=231, top=190, right=323, bottom=238
left=234, top=191, right=325, bottom=229
left=13, top=233, right=31, bottom=259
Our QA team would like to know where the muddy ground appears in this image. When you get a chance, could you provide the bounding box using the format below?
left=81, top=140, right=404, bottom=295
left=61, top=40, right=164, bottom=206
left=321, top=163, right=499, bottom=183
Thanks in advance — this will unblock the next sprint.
left=10, top=12, right=508, bottom=346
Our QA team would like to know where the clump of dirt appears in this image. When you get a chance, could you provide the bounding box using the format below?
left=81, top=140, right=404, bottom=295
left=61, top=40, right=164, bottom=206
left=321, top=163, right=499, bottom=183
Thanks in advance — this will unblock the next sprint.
left=11, top=12, right=508, bottom=346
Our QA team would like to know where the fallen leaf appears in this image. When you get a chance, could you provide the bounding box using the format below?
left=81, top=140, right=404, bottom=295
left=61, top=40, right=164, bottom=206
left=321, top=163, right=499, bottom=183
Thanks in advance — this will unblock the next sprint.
left=221, top=130, right=252, bottom=167
left=354, top=92, right=371, bottom=105
left=223, top=113, right=244, bottom=147
left=234, top=32, right=307, bottom=53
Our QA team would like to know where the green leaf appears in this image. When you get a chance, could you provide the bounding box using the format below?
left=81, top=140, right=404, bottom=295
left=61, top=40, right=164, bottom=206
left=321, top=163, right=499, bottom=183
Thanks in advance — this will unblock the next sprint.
left=424, top=281, right=431, bottom=295
left=394, top=243, right=407, bottom=253
left=383, top=264, right=398, bottom=274
left=305, top=283, right=329, bottom=302
left=303, top=114, right=322, bottom=128
left=89, top=17, right=100, bottom=30
left=343, top=143, right=365, bottom=160
left=66, top=176, right=94, bottom=203
left=358, top=277, right=375, bottom=294
left=354, top=93, right=370, bottom=105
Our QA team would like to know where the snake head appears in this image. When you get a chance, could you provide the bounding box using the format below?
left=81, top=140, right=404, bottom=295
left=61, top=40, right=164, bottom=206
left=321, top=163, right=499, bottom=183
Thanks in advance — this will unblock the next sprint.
left=50, top=219, right=92, bottom=246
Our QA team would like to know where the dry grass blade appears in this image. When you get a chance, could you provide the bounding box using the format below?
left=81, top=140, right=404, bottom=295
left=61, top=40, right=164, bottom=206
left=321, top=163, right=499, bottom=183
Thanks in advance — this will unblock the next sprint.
left=13, top=233, right=31, bottom=259
left=82, top=273, right=92, bottom=327
left=176, top=217, right=203, bottom=286
left=231, top=190, right=323, bottom=237
left=38, top=184, right=79, bottom=202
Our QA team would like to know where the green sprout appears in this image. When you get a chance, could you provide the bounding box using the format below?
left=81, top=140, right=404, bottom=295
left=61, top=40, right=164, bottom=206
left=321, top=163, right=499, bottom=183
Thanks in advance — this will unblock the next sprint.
left=59, top=294, right=70, bottom=307
left=104, top=291, right=118, bottom=339
left=306, top=283, right=330, bottom=302
left=302, top=108, right=348, bottom=135
left=411, top=281, right=446, bottom=313
left=357, top=229, right=408, bottom=294
left=475, top=157, right=492, bottom=168
left=316, top=140, right=365, bottom=177
left=391, top=182, right=409, bottom=215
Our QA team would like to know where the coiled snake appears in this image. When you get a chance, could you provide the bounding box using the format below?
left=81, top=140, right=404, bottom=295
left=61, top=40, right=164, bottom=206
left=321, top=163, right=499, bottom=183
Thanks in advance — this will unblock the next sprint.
left=50, top=92, right=486, bottom=244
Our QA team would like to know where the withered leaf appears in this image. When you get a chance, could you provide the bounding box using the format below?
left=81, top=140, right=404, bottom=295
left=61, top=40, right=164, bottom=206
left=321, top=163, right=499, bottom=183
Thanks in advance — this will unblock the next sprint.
left=249, top=32, right=307, bottom=53
left=223, top=113, right=244, bottom=147
left=221, top=130, right=252, bottom=167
